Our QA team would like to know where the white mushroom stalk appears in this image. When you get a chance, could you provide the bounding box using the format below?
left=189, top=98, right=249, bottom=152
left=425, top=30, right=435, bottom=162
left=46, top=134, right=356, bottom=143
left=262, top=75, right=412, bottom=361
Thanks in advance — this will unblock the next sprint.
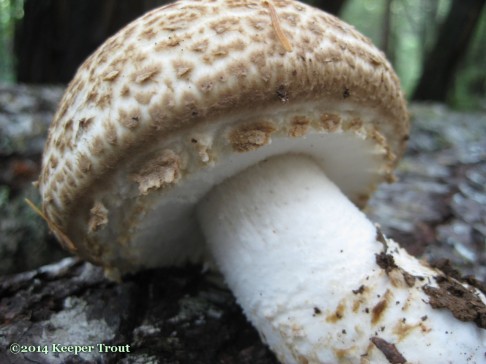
left=197, top=154, right=486, bottom=363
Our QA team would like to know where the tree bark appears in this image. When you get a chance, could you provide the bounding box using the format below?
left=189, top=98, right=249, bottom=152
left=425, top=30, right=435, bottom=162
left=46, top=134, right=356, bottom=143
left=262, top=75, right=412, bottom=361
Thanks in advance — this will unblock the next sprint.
left=412, top=0, right=486, bottom=101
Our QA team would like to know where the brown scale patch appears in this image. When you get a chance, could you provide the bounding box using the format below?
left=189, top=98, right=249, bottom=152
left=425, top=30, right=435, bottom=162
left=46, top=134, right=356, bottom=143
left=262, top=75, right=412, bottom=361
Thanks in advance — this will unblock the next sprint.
left=64, top=119, right=73, bottom=133
left=75, top=117, right=94, bottom=141
left=352, top=296, right=366, bottom=313
left=369, top=128, right=387, bottom=146
left=298, top=35, right=313, bottom=52
left=229, top=121, right=277, bottom=152
left=402, top=271, right=416, bottom=287
left=423, top=275, right=486, bottom=329
left=134, top=91, right=154, bottom=105
left=334, top=347, right=358, bottom=361
left=77, top=154, right=91, bottom=173
left=248, top=18, right=268, bottom=31
left=60, top=187, right=71, bottom=206
left=40, top=169, right=49, bottom=186
left=308, top=21, right=324, bottom=36
left=88, top=201, right=109, bottom=233
left=388, top=269, right=410, bottom=288
left=56, top=139, right=66, bottom=153
left=154, top=36, right=182, bottom=51
left=55, top=172, right=65, bottom=184
left=371, top=290, right=392, bottom=325
left=119, top=108, right=142, bottom=129
left=288, top=116, right=310, bottom=137
left=392, top=319, right=430, bottom=342
left=133, top=65, right=160, bottom=84
left=281, top=12, right=300, bottom=26
left=102, top=69, right=120, bottom=82
left=66, top=174, right=76, bottom=188
left=105, top=122, right=118, bottom=146
left=96, top=93, right=111, bottom=109
left=132, top=149, right=181, bottom=195
left=214, top=92, right=238, bottom=109
left=125, top=44, right=136, bottom=57
left=228, top=61, right=248, bottom=79
left=364, top=53, right=386, bottom=67
left=210, top=17, right=241, bottom=34
left=198, top=77, right=214, bottom=93
left=71, top=78, right=85, bottom=94
left=229, top=39, right=246, bottom=52
left=173, top=60, right=194, bottom=79
left=226, top=0, right=254, bottom=8
left=120, top=85, right=130, bottom=97
left=49, top=156, right=59, bottom=170
left=49, top=180, right=58, bottom=192
left=140, top=27, right=156, bottom=40
left=370, top=337, right=406, bottom=364
left=90, top=136, right=105, bottom=155
left=121, top=24, right=137, bottom=40
left=215, top=71, right=228, bottom=84
left=134, top=52, right=148, bottom=65
left=86, top=89, right=98, bottom=104
left=64, top=159, right=73, bottom=172
left=148, top=103, right=168, bottom=129
left=168, top=36, right=183, bottom=49
left=315, top=48, right=342, bottom=64
left=191, top=39, right=209, bottom=53
left=344, top=117, right=363, bottom=131
left=161, top=21, right=188, bottom=32
left=181, top=91, right=200, bottom=118
left=101, top=37, right=121, bottom=56
left=211, top=46, right=229, bottom=59
left=326, top=300, right=346, bottom=323
left=107, top=60, right=124, bottom=73
left=43, top=192, right=54, bottom=204
left=319, top=113, right=341, bottom=132
left=250, top=51, right=266, bottom=68
left=343, top=52, right=358, bottom=70
left=351, top=285, right=368, bottom=313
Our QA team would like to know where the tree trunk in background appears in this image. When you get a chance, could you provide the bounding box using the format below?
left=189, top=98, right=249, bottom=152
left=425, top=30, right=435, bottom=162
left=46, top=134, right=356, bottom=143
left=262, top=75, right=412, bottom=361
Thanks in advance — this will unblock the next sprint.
left=381, top=0, right=393, bottom=62
left=412, top=0, right=486, bottom=102
left=14, top=0, right=169, bottom=84
left=313, top=0, right=347, bottom=15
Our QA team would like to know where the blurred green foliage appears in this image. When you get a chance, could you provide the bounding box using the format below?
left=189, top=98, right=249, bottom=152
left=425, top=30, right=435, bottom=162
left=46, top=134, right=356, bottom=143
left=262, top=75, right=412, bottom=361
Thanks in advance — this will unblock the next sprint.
left=0, top=0, right=22, bottom=83
left=342, top=0, right=485, bottom=109
left=0, top=0, right=484, bottom=109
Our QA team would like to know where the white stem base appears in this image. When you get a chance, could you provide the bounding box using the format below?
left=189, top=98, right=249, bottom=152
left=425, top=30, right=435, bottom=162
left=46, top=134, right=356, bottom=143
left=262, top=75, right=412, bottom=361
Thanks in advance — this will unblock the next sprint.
left=197, top=155, right=486, bottom=363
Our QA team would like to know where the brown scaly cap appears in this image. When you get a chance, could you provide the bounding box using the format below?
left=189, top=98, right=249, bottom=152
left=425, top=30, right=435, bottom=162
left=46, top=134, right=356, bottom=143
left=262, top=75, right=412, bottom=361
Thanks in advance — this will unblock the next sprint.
left=39, top=0, right=408, bottom=272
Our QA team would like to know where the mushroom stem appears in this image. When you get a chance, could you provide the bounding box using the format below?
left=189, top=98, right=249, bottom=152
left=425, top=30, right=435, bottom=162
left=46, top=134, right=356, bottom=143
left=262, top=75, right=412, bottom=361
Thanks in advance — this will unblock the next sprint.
left=197, top=154, right=486, bottom=363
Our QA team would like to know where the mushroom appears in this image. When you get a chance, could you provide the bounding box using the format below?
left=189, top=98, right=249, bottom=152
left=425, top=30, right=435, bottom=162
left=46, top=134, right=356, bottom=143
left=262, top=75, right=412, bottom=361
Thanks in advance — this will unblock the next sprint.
left=38, top=0, right=486, bottom=362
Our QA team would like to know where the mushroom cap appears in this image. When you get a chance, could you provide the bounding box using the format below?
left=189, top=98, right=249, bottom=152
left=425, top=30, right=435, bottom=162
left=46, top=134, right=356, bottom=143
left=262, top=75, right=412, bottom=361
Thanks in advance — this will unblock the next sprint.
left=39, top=0, right=408, bottom=273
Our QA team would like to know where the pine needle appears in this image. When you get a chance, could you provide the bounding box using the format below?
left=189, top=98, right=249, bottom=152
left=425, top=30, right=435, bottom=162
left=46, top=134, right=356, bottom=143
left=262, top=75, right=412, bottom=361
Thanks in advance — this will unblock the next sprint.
left=25, top=198, right=77, bottom=252
left=263, top=1, right=293, bottom=52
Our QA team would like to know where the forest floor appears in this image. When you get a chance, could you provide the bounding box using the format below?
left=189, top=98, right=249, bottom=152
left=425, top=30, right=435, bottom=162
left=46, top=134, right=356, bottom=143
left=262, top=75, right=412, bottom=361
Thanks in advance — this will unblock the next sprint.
left=0, top=85, right=485, bottom=363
